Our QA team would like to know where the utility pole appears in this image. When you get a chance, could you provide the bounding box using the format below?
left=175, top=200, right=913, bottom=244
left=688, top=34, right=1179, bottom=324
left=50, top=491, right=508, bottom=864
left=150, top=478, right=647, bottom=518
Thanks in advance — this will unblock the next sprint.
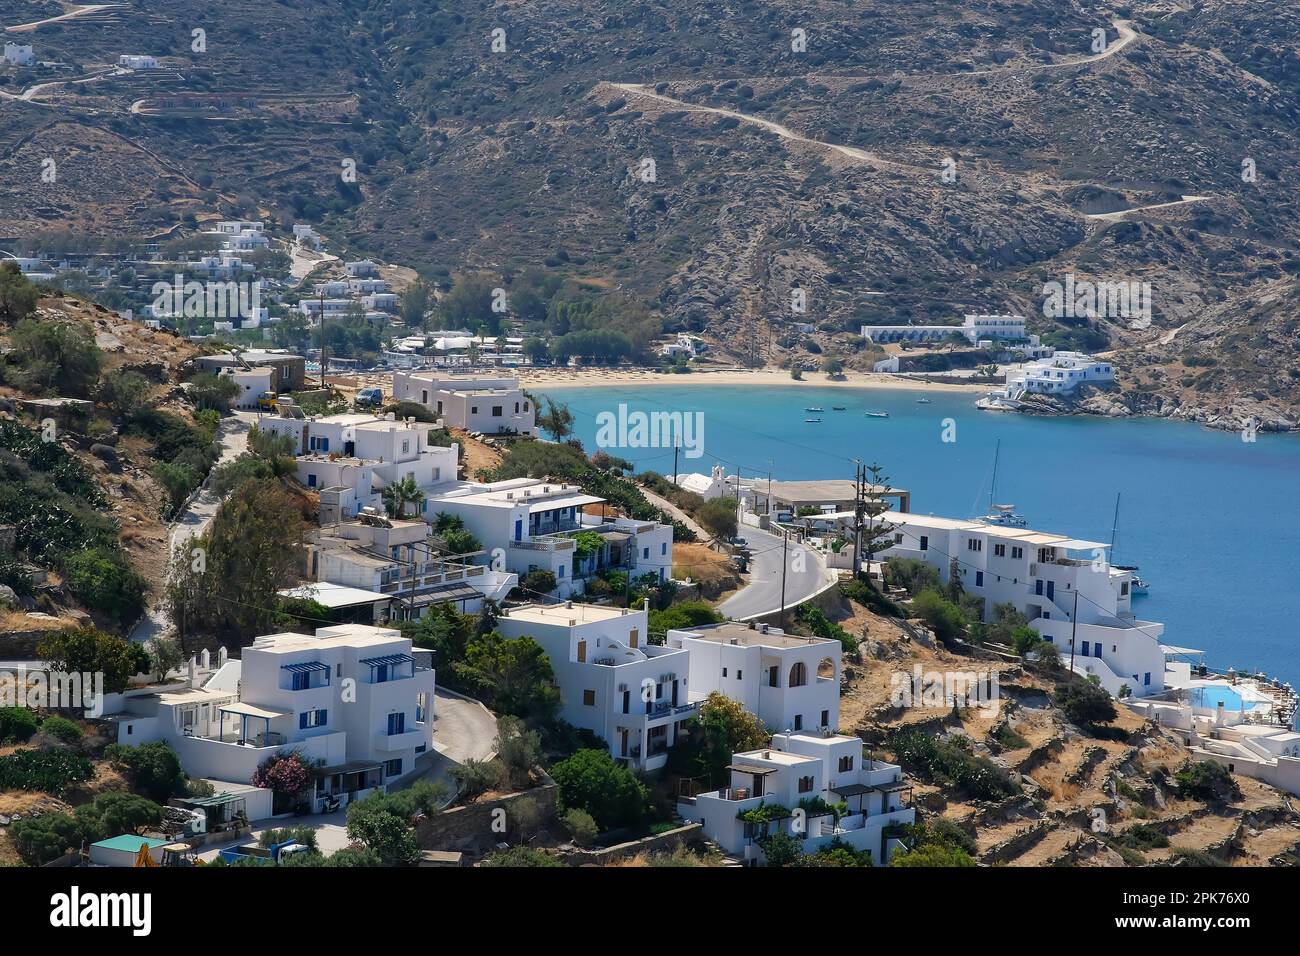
left=851, top=460, right=864, bottom=579
left=1069, top=588, right=1079, bottom=675
left=779, top=527, right=789, bottom=630
left=318, top=291, right=327, bottom=388
left=672, top=444, right=679, bottom=487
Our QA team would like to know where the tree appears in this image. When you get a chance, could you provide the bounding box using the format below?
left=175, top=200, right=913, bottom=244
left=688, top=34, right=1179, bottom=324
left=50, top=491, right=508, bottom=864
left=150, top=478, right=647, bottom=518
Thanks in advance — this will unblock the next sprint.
left=103, top=741, right=187, bottom=801
left=61, top=548, right=147, bottom=627
left=670, top=691, right=770, bottom=783
left=165, top=478, right=306, bottom=645
left=382, top=475, right=425, bottom=518
left=537, top=397, right=574, bottom=441
left=759, top=830, right=806, bottom=867
left=8, top=812, right=85, bottom=866
left=550, top=748, right=649, bottom=831
left=1053, top=680, right=1117, bottom=726
left=494, top=716, right=542, bottom=789
left=345, top=788, right=433, bottom=865
left=910, top=589, right=966, bottom=645
left=73, top=792, right=163, bottom=843
left=246, top=425, right=297, bottom=476
left=519, top=568, right=557, bottom=597
left=187, top=372, right=240, bottom=412
left=561, top=808, right=598, bottom=846
left=147, top=636, right=184, bottom=683
left=450, top=758, right=502, bottom=801
left=455, top=633, right=560, bottom=723
left=858, top=463, right=895, bottom=578
left=1174, top=760, right=1240, bottom=803
left=37, top=626, right=139, bottom=695
left=822, top=356, right=844, bottom=377
left=0, top=261, right=38, bottom=322
left=6, top=316, right=102, bottom=397
left=97, top=369, right=154, bottom=419
left=890, top=842, right=976, bottom=867
left=977, top=363, right=1000, bottom=382
left=696, top=497, right=738, bottom=542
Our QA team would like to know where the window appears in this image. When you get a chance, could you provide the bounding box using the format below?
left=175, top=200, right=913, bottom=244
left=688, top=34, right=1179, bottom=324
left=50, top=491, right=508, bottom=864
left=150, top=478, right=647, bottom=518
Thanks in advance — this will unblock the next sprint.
left=838, top=755, right=854, bottom=772
left=975, top=571, right=984, bottom=587
left=642, top=547, right=649, bottom=559
left=387, top=712, right=405, bottom=735
left=582, top=690, right=595, bottom=706
left=523, top=401, right=529, bottom=411
left=307, top=473, right=317, bottom=488
left=721, top=667, right=727, bottom=678
left=300, top=709, right=327, bottom=729
left=968, top=538, right=982, bottom=552
left=1011, top=546, right=1023, bottom=560
left=470, top=405, right=478, bottom=415
left=919, top=535, right=928, bottom=551
left=798, top=775, right=814, bottom=794
left=993, top=543, right=1005, bottom=557
left=661, top=542, right=667, bottom=555
left=492, top=405, right=503, bottom=417
left=793, top=714, right=803, bottom=731
left=821, top=710, right=829, bottom=727
left=789, top=662, right=807, bottom=687
left=385, top=759, right=402, bottom=777
left=401, top=440, right=410, bottom=454
left=737, top=670, right=742, bottom=680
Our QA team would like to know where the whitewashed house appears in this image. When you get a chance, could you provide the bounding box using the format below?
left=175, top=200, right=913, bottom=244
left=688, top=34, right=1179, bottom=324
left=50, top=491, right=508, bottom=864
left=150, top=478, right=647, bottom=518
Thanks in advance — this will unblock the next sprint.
left=667, top=621, right=842, bottom=733
left=304, top=510, right=515, bottom=616
left=348, top=278, right=387, bottom=295
left=219, top=366, right=274, bottom=410
left=880, top=511, right=1164, bottom=695
left=677, top=731, right=915, bottom=865
left=101, top=625, right=435, bottom=815
left=391, top=370, right=535, bottom=436
left=345, top=259, right=379, bottom=278
left=496, top=603, right=698, bottom=771
left=259, top=410, right=458, bottom=516
left=118, top=54, right=159, bottom=69
left=672, top=465, right=729, bottom=500
left=362, top=292, right=398, bottom=312
left=427, top=478, right=673, bottom=598
left=3, top=43, right=35, bottom=66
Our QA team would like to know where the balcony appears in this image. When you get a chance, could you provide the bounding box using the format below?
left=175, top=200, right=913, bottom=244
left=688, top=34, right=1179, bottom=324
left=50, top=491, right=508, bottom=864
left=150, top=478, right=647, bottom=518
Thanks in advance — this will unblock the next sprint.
left=511, top=536, right=575, bottom=552
left=374, top=728, right=426, bottom=752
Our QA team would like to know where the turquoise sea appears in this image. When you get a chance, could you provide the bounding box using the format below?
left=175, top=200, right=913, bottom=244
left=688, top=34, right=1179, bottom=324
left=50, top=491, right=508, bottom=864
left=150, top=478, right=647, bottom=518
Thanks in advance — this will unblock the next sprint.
left=540, top=383, right=1300, bottom=688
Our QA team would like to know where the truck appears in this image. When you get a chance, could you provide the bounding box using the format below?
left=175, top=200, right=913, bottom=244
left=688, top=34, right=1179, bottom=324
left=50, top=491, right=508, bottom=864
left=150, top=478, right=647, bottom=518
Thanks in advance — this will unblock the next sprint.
left=255, top=390, right=278, bottom=412
left=217, top=838, right=310, bottom=866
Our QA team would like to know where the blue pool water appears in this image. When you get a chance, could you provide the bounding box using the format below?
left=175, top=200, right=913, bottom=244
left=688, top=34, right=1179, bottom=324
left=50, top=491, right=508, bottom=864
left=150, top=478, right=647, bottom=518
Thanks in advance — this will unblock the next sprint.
left=1192, top=686, right=1258, bottom=712
left=540, top=382, right=1300, bottom=687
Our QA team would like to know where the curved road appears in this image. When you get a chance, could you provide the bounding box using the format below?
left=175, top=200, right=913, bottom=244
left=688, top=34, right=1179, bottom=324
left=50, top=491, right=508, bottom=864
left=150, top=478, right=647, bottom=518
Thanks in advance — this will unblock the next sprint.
left=718, top=525, right=833, bottom=620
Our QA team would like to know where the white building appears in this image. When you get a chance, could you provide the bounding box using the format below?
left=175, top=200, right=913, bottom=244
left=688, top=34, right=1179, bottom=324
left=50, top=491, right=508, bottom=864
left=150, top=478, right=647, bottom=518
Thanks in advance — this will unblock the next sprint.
left=101, top=624, right=435, bottom=815
left=293, top=224, right=322, bottom=249
left=677, top=731, right=915, bottom=865
left=304, top=510, right=515, bottom=617
left=214, top=220, right=264, bottom=236
left=118, top=54, right=159, bottom=70
left=428, top=477, right=673, bottom=598
left=391, top=371, right=536, bottom=436
left=258, top=410, right=458, bottom=516
left=880, top=511, right=1164, bottom=696
left=496, top=603, right=698, bottom=771
left=667, top=621, right=842, bottom=733
left=862, top=313, right=1035, bottom=346
left=312, top=280, right=350, bottom=297
left=661, top=333, right=703, bottom=359
left=298, top=297, right=352, bottom=321
left=3, top=43, right=35, bottom=66
left=219, top=366, right=274, bottom=410
left=348, top=278, right=387, bottom=295
left=672, top=465, right=729, bottom=500
left=999, top=351, right=1115, bottom=400
left=362, top=292, right=398, bottom=312
left=345, top=259, right=379, bottom=278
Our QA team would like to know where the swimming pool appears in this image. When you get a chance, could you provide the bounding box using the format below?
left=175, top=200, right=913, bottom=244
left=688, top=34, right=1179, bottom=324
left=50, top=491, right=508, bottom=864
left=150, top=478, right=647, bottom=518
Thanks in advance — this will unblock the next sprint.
left=1192, top=685, right=1259, bottom=711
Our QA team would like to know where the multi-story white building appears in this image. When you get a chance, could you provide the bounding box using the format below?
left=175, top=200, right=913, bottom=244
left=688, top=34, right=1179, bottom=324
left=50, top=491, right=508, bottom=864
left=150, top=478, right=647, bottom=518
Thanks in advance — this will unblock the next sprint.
left=666, top=622, right=842, bottom=733
left=3, top=43, right=35, bottom=66
left=102, top=624, right=434, bottom=816
left=880, top=511, right=1164, bottom=695
left=259, top=411, right=458, bottom=516
left=219, top=366, right=274, bottom=410
left=428, top=477, right=673, bottom=598
left=391, top=371, right=535, bottom=436
left=496, top=603, right=698, bottom=771
left=304, top=510, right=515, bottom=617
left=345, top=259, right=379, bottom=278
left=298, top=297, right=352, bottom=321
left=678, top=731, right=915, bottom=865
left=362, top=292, right=398, bottom=312
left=862, top=313, right=1035, bottom=346
left=348, top=277, right=387, bottom=295
left=214, top=220, right=264, bottom=236
left=1006, top=351, right=1115, bottom=397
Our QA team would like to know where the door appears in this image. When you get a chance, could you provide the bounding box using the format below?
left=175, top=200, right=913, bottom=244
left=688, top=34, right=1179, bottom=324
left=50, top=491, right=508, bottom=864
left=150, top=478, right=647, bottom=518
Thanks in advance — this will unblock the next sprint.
left=672, top=680, right=679, bottom=706
left=1046, top=580, right=1055, bottom=602
left=620, top=729, right=628, bottom=757
left=514, top=519, right=523, bottom=541
left=629, top=628, right=639, bottom=649
left=576, top=640, right=586, bottom=663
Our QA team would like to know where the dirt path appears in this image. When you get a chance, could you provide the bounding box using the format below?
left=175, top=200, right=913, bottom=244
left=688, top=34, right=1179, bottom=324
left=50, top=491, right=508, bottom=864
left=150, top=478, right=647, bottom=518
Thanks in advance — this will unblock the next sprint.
left=5, top=2, right=123, bottom=33
left=605, top=82, right=924, bottom=174
left=1086, top=194, right=1212, bottom=221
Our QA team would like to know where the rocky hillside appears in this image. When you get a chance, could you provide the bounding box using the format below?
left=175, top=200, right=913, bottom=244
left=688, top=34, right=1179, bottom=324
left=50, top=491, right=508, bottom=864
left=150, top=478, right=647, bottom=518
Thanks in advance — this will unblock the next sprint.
left=1, top=0, right=1297, bottom=422
left=837, top=600, right=1300, bottom=866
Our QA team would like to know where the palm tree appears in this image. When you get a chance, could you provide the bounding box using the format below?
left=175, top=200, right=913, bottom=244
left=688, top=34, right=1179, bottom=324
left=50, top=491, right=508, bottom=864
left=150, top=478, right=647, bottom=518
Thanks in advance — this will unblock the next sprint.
left=382, top=476, right=425, bottom=518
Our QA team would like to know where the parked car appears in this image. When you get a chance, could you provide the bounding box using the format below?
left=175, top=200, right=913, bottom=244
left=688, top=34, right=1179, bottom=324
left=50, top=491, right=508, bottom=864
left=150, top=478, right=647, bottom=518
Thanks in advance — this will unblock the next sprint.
left=355, top=386, right=384, bottom=407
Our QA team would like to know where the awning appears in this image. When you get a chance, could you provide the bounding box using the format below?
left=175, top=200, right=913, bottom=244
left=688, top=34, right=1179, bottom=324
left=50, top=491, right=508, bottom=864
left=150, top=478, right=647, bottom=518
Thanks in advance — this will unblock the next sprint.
left=1162, top=644, right=1205, bottom=656
left=831, top=783, right=874, bottom=798
left=360, top=653, right=414, bottom=668
left=281, top=661, right=330, bottom=675
left=876, top=780, right=912, bottom=793
left=219, top=701, right=288, bottom=720
left=727, top=763, right=778, bottom=776
left=408, top=582, right=483, bottom=605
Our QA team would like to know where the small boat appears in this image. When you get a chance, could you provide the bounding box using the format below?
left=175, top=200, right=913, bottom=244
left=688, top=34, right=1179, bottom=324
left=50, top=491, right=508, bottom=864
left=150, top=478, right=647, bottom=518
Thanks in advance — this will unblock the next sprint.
left=864, top=411, right=889, bottom=419
left=805, top=406, right=824, bottom=413
left=916, top=397, right=932, bottom=404
left=982, top=503, right=1028, bottom=527
left=1111, top=493, right=1150, bottom=595
left=831, top=405, right=846, bottom=411
left=804, top=417, right=822, bottom=423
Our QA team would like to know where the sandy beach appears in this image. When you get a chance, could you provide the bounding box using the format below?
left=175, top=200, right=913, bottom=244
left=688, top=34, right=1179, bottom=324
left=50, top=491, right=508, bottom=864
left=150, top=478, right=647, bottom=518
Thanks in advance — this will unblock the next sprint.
left=516, top=366, right=990, bottom=393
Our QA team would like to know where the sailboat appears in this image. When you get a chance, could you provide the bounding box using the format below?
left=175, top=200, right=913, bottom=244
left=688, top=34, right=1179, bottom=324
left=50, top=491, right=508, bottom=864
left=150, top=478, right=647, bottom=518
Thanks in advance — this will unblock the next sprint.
left=1110, top=492, right=1149, bottom=594
left=980, top=439, right=1027, bottom=526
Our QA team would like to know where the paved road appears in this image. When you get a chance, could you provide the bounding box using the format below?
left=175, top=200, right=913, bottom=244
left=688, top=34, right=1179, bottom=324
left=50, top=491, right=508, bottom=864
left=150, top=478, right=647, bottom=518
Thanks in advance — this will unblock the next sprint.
left=130, top=411, right=256, bottom=644
left=717, top=525, right=832, bottom=620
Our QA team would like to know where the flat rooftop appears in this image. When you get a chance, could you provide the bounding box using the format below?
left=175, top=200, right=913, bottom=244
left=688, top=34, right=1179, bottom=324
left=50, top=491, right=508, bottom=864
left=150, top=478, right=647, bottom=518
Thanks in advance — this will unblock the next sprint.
left=762, top=479, right=905, bottom=503
left=502, top=603, right=644, bottom=627
left=247, top=625, right=405, bottom=654
left=676, top=621, right=835, bottom=650
left=885, top=511, right=1109, bottom=551
left=733, top=748, right=818, bottom=767
left=278, top=582, right=390, bottom=610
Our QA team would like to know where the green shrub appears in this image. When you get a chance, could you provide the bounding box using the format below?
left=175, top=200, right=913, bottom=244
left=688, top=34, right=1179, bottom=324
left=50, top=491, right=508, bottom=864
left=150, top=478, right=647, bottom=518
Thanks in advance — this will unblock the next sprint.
left=38, top=716, right=84, bottom=745
left=889, top=728, right=1018, bottom=801
left=551, top=749, right=649, bottom=831
left=0, top=749, right=94, bottom=793
left=1174, top=761, right=1240, bottom=803
left=0, top=707, right=40, bottom=743
left=480, top=846, right=564, bottom=867
left=62, top=547, right=147, bottom=626
left=103, top=741, right=186, bottom=801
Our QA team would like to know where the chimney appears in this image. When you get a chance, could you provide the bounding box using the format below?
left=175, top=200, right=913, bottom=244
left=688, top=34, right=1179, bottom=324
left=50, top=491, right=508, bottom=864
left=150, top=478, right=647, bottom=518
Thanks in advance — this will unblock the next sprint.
left=218, top=646, right=228, bottom=666
left=566, top=600, right=573, bottom=609
left=187, top=656, right=197, bottom=688
left=200, top=648, right=211, bottom=670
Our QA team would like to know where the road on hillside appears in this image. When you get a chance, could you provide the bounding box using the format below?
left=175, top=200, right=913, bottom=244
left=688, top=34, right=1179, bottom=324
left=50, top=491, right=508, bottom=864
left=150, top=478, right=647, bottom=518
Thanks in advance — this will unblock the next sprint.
left=717, top=524, right=832, bottom=621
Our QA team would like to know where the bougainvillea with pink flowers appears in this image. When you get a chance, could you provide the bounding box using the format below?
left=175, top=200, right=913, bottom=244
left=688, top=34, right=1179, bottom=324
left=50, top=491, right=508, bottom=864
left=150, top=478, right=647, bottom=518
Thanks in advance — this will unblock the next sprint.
left=251, top=751, right=313, bottom=794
